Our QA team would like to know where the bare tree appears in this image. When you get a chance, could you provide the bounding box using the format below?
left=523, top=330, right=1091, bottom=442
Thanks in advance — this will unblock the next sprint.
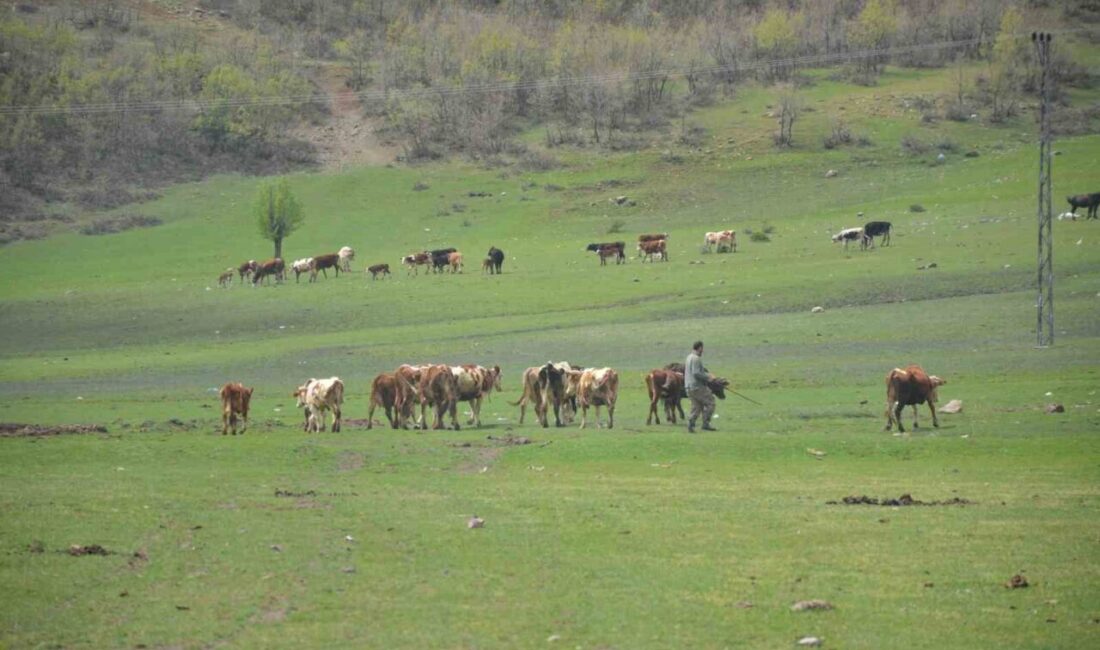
left=774, top=90, right=802, bottom=147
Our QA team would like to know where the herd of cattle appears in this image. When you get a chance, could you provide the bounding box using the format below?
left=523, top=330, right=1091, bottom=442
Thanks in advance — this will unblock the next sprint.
left=217, top=362, right=945, bottom=436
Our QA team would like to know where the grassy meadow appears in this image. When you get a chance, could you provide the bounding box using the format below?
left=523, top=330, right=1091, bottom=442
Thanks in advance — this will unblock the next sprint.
left=1, top=60, right=1099, bottom=649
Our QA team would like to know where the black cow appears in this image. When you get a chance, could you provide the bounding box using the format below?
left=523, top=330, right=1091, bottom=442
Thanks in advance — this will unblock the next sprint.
left=585, top=242, right=626, bottom=266
left=863, top=221, right=892, bottom=247
left=1067, top=193, right=1100, bottom=220
left=430, top=248, right=456, bottom=274
left=487, top=246, right=505, bottom=274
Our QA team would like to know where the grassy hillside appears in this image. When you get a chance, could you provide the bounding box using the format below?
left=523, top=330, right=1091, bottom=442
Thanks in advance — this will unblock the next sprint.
left=1, top=57, right=1099, bottom=649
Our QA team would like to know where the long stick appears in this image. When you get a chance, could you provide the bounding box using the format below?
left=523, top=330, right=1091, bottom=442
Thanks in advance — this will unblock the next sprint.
left=730, top=390, right=763, bottom=406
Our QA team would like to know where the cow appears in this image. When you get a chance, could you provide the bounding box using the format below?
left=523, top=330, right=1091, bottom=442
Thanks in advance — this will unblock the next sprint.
left=487, top=246, right=505, bottom=274
left=418, top=364, right=460, bottom=430
left=393, top=364, right=427, bottom=428
left=575, top=367, right=619, bottom=429
left=219, top=382, right=253, bottom=435
left=366, top=263, right=391, bottom=280
left=251, top=258, right=285, bottom=285
left=291, top=258, right=313, bottom=283
left=237, top=260, right=257, bottom=283
left=883, top=365, right=946, bottom=433
left=309, top=253, right=341, bottom=281
left=402, top=252, right=431, bottom=275
left=367, top=372, right=415, bottom=429
left=645, top=368, right=686, bottom=425
left=536, top=361, right=577, bottom=427
left=293, top=377, right=344, bottom=433
left=448, top=251, right=464, bottom=273
left=863, top=221, right=892, bottom=247
left=338, top=246, right=355, bottom=272
left=218, top=268, right=234, bottom=288
left=482, top=257, right=494, bottom=274
left=451, top=364, right=502, bottom=427
left=638, top=238, right=668, bottom=262
left=586, top=242, right=625, bottom=266
left=638, top=233, right=669, bottom=243
left=831, top=227, right=867, bottom=251
left=1067, top=193, right=1100, bottom=219
left=512, top=366, right=545, bottom=426
left=704, top=230, right=736, bottom=253
left=429, top=248, right=458, bottom=274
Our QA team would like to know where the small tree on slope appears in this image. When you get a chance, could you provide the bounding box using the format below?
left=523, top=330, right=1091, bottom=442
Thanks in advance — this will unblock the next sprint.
left=254, top=177, right=303, bottom=260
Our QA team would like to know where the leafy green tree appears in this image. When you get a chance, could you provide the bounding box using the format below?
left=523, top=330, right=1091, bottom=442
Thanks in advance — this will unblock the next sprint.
left=254, top=178, right=304, bottom=260
left=754, top=8, right=799, bottom=81
left=850, top=0, right=897, bottom=74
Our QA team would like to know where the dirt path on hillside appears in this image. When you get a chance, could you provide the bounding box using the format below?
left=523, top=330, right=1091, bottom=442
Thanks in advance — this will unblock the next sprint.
left=294, top=65, right=399, bottom=170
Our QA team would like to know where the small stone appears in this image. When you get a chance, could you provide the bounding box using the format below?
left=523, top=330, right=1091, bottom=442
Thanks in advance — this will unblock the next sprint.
left=1044, top=404, right=1064, bottom=414
left=467, top=516, right=485, bottom=529
left=824, top=169, right=838, bottom=178
left=811, top=306, right=824, bottom=313
left=1005, top=574, right=1028, bottom=589
left=791, top=600, right=833, bottom=612
left=797, top=637, right=823, bottom=647
left=939, top=400, right=963, bottom=414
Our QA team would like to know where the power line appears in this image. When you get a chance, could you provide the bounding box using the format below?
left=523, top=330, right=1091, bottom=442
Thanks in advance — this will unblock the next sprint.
left=0, top=29, right=1089, bottom=117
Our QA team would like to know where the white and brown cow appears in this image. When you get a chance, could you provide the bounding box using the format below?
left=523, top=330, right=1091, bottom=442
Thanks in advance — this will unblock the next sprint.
left=219, top=382, right=253, bottom=435
left=338, top=246, right=355, bottom=272
left=831, top=227, right=868, bottom=251
left=291, top=258, right=313, bottom=283
left=637, top=238, right=668, bottom=262
left=402, top=252, right=431, bottom=276
left=251, top=258, right=285, bottom=285
left=293, top=377, right=344, bottom=433
left=218, top=268, right=234, bottom=288
left=451, top=364, right=502, bottom=427
left=575, top=367, right=619, bottom=429
left=704, top=230, right=736, bottom=253
left=884, top=365, right=946, bottom=433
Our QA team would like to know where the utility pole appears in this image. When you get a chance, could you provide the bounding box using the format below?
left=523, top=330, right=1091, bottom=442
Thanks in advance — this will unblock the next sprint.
left=1033, top=32, right=1054, bottom=347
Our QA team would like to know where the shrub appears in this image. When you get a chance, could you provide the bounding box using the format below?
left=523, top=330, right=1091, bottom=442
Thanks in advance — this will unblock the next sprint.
left=412, top=181, right=429, bottom=191
left=944, top=102, right=971, bottom=122
left=750, top=231, right=771, bottom=242
left=607, top=220, right=626, bottom=234
left=451, top=203, right=466, bottom=213
left=910, top=204, right=926, bottom=213
left=900, top=134, right=929, bottom=156
left=79, top=214, right=162, bottom=236
left=518, top=151, right=559, bottom=171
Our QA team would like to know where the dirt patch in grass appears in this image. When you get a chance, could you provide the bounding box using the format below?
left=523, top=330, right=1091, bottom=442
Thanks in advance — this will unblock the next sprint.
left=337, top=451, right=365, bottom=472
left=342, top=418, right=382, bottom=429
left=0, top=423, right=107, bottom=437
left=827, top=493, right=973, bottom=506
left=67, top=544, right=112, bottom=556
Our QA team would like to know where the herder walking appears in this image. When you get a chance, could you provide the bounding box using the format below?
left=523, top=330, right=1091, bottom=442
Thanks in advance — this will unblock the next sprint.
left=685, top=340, right=717, bottom=433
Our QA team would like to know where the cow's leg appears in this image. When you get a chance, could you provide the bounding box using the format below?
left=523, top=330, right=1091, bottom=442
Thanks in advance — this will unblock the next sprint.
left=333, top=405, right=341, bottom=432
left=928, top=400, right=939, bottom=428
left=894, top=403, right=906, bottom=433
left=450, top=401, right=460, bottom=430
left=222, top=408, right=229, bottom=435
left=911, top=403, right=920, bottom=429
left=647, top=393, right=659, bottom=425
left=884, top=401, right=897, bottom=431
left=553, top=400, right=563, bottom=427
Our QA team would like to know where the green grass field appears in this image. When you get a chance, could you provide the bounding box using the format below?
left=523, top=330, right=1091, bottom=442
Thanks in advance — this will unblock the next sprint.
left=2, top=59, right=1099, bottom=649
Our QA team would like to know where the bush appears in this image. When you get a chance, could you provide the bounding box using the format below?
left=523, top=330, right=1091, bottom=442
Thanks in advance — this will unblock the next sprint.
left=910, top=204, right=926, bottom=213
left=518, top=150, right=559, bottom=171
left=413, top=181, right=429, bottom=191
left=823, top=120, right=853, bottom=149
left=79, top=214, right=162, bottom=236
left=944, top=102, right=971, bottom=122
left=750, top=231, right=771, bottom=242
left=607, top=219, right=626, bottom=234
left=900, top=135, right=929, bottom=156
left=936, top=138, right=958, bottom=153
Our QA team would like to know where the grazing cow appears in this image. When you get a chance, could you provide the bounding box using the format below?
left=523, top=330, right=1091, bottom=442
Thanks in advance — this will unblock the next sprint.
left=293, top=377, right=344, bottom=433
left=586, top=242, right=626, bottom=266
left=638, top=238, right=668, bottom=262
left=451, top=364, right=502, bottom=427
left=487, top=246, right=505, bottom=274
left=575, top=367, right=619, bottom=429
left=291, top=258, right=313, bottom=283
left=402, top=252, right=431, bottom=275
left=1067, top=193, right=1100, bottom=219
left=367, top=372, right=415, bottom=429
left=366, top=263, right=391, bottom=280
left=831, top=227, right=867, bottom=251
left=638, top=233, right=669, bottom=243
left=338, top=246, right=355, bottom=272
left=218, top=268, right=234, bottom=288
left=883, top=365, right=946, bottom=433
left=251, top=258, right=285, bottom=285
left=448, top=251, right=464, bottom=273
left=645, top=368, right=686, bottom=425
left=219, top=382, right=253, bottom=435
left=237, top=260, right=258, bottom=283
left=863, top=221, right=892, bottom=247
left=309, top=253, right=341, bottom=281
left=704, top=230, right=736, bottom=253
left=418, top=364, right=460, bottom=430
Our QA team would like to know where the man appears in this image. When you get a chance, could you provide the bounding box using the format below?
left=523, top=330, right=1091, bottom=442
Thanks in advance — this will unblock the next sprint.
left=684, top=340, right=716, bottom=433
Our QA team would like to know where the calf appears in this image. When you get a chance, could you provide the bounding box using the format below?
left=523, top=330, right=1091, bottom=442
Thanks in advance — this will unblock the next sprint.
left=576, top=367, right=619, bottom=429
left=863, top=221, right=892, bottom=247
left=219, top=382, right=253, bottom=435
left=884, top=365, right=946, bottom=433
left=645, top=368, right=686, bottom=425
left=218, top=268, right=234, bottom=288
left=237, top=260, right=257, bottom=283
left=482, top=257, right=494, bottom=274
left=293, top=377, right=344, bottom=433
left=251, top=258, right=285, bottom=285
left=831, top=227, right=867, bottom=251
left=448, top=251, right=464, bottom=273
left=338, top=246, right=355, bottom=272
left=638, top=238, right=668, bottom=262
left=309, top=253, right=341, bottom=281
left=1067, top=193, right=1100, bottom=219
left=291, top=258, right=313, bottom=283
left=487, top=246, right=505, bottom=274
left=366, top=263, right=391, bottom=280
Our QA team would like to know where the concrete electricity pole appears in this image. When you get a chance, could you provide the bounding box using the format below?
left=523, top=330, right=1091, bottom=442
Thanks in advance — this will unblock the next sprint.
left=1033, top=32, right=1054, bottom=347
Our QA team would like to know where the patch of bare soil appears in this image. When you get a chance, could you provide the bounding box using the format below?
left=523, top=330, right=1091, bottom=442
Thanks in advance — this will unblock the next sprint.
left=487, top=434, right=533, bottom=446
left=68, top=544, right=112, bottom=556
left=342, top=418, right=381, bottom=429
left=292, top=65, right=399, bottom=170
left=0, top=423, right=107, bottom=437
left=827, top=493, right=973, bottom=506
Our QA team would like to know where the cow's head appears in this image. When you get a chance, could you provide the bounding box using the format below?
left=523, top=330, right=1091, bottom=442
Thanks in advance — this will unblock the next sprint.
left=489, top=365, right=503, bottom=392
left=293, top=381, right=314, bottom=408
left=929, top=375, right=946, bottom=401
left=585, top=243, right=600, bottom=252
left=708, top=376, right=731, bottom=400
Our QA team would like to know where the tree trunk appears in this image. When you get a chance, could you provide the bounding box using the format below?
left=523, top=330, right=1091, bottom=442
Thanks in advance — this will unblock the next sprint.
left=274, top=237, right=283, bottom=260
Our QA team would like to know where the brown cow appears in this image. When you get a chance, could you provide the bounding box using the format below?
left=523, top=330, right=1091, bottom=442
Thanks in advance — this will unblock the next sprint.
left=419, top=364, right=460, bottom=430
left=309, top=253, right=341, bottom=282
left=251, top=258, right=285, bottom=285
left=448, top=251, right=464, bottom=273
left=586, top=242, right=625, bottom=266
left=637, top=238, right=668, bottom=262
left=218, top=268, right=234, bottom=288
left=237, top=260, right=258, bottom=283
left=645, top=368, right=686, bottom=425
left=393, top=364, right=427, bottom=428
left=638, top=233, right=669, bottom=243
left=367, top=263, right=391, bottom=280
left=575, top=367, right=618, bottom=429
left=884, top=365, right=946, bottom=433
left=219, top=382, right=253, bottom=435
left=367, top=372, right=415, bottom=429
